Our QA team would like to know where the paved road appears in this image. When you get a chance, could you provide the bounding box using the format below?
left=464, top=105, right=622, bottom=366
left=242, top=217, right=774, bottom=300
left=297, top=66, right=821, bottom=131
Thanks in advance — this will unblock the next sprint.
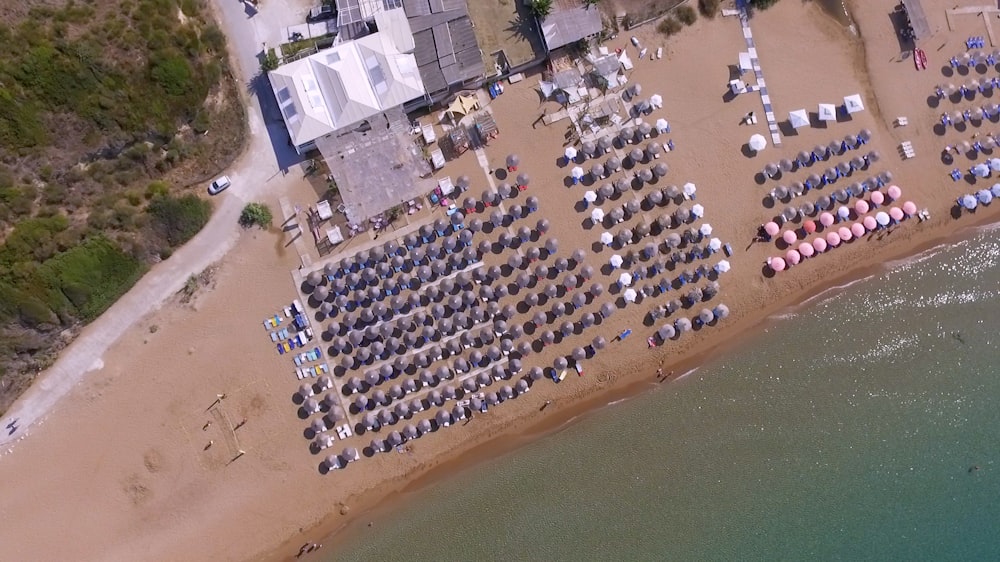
left=0, top=0, right=306, bottom=450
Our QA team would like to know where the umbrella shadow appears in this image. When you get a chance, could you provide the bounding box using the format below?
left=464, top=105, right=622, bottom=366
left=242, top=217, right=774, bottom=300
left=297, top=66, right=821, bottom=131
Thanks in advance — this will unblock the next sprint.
left=495, top=168, right=508, bottom=179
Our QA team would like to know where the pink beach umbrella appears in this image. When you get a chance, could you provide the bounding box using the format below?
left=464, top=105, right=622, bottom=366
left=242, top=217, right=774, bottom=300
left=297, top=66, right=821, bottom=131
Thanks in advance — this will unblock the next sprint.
left=826, top=232, right=841, bottom=247
left=798, top=242, right=815, bottom=257
left=851, top=222, right=866, bottom=238
left=870, top=191, right=885, bottom=206
left=889, top=207, right=904, bottom=222
left=902, top=201, right=918, bottom=216
left=854, top=200, right=869, bottom=214
left=785, top=249, right=801, bottom=265
left=886, top=185, right=902, bottom=200
left=803, top=220, right=817, bottom=234
left=863, top=216, right=878, bottom=231
left=838, top=226, right=853, bottom=241
left=819, top=212, right=834, bottom=227
left=782, top=230, right=798, bottom=244
left=769, top=257, right=786, bottom=272
left=812, top=237, right=828, bottom=253
left=764, top=221, right=780, bottom=237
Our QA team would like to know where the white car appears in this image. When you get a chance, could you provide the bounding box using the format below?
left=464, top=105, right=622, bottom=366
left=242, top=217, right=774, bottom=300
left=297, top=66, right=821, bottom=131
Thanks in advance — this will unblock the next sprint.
left=208, top=175, right=231, bottom=195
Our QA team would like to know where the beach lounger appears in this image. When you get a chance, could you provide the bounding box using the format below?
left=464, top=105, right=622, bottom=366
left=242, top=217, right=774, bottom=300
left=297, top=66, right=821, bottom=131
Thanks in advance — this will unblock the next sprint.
left=270, top=331, right=280, bottom=342
left=950, top=169, right=962, bottom=181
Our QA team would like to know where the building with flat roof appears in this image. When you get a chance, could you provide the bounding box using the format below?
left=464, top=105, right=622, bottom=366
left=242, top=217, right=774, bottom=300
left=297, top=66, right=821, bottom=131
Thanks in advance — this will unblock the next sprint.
left=403, top=0, right=486, bottom=102
left=269, top=8, right=426, bottom=153
left=539, top=1, right=603, bottom=52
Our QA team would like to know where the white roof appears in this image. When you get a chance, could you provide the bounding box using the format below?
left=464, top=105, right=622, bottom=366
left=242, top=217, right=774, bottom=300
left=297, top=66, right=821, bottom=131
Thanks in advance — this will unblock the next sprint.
left=270, top=12, right=425, bottom=147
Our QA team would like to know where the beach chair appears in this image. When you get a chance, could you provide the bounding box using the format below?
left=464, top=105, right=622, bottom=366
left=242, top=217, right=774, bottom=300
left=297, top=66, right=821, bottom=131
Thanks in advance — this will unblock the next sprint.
left=950, top=169, right=962, bottom=181
left=894, top=117, right=908, bottom=127
left=318, top=363, right=330, bottom=374
left=270, top=331, right=280, bottom=342
left=899, top=142, right=915, bottom=160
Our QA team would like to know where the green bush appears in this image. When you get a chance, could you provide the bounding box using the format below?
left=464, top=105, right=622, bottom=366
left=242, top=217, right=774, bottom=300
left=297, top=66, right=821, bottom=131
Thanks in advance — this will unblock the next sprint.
left=36, top=236, right=145, bottom=320
left=657, top=17, right=683, bottom=36
left=528, top=0, right=553, bottom=18
left=676, top=6, right=697, bottom=25
left=145, top=180, right=170, bottom=200
left=150, top=51, right=194, bottom=96
left=698, top=0, right=720, bottom=17
left=148, top=193, right=212, bottom=246
left=239, top=202, right=273, bottom=229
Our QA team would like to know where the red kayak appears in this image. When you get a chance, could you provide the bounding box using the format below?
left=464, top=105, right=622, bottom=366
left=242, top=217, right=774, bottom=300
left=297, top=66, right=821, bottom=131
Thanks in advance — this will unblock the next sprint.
left=914, top=48, right=928, bottom=70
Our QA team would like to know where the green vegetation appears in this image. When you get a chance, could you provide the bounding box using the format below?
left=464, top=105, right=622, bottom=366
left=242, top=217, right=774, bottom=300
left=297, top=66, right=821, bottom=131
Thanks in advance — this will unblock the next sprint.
left=657, top=17, right=683, bottom=36
left=0, top=0, right=244, bottom=412
left=239, top=202, right=273, bottom=229
left=149, top=194, right=212, bottom=246
left=698, top=0, right=720, bottom=18
left=261, top=48, right=280, bottom=72
left=748, top=0, right=781, bottom=10
left=675, top=5, right=697, bottom=25
left=528, top=0, right=553, bottom=18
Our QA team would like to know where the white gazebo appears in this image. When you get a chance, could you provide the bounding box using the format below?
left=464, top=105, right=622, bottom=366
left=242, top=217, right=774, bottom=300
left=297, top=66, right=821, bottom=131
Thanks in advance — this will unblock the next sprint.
left=843, top=94, right=865, bottom=114
left=818, top=103, right=837, bottom=121
left=788, top=109, right=810, bottom=129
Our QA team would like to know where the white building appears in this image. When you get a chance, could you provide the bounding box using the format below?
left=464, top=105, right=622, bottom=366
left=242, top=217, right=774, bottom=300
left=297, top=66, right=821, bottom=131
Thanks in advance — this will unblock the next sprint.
left=269, top=9, right=426, bottom=154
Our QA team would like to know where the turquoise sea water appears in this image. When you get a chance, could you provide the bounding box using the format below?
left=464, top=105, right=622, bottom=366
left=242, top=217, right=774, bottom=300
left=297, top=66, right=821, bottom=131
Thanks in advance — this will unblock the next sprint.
left=331, top=227, right=1000, bottom=561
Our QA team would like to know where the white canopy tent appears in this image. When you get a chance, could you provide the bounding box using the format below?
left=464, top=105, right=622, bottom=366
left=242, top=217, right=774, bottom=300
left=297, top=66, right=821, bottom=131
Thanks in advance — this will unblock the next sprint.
left=818, top=103, right=837, bottom=121
left=788, top=109, right=810, bottom=129
left=843, top=94, right=865, bottom=114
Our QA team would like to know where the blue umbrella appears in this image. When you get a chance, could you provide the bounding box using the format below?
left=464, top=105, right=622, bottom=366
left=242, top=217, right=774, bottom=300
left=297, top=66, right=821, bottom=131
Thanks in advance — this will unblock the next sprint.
left=960, top=194, right=978, bottom=210
left=977, top=189, right=993, bottom=204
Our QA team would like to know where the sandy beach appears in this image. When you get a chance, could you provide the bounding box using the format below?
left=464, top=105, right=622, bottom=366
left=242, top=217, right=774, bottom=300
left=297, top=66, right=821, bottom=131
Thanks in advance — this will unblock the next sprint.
left=1, top=1, right=998, bottom=560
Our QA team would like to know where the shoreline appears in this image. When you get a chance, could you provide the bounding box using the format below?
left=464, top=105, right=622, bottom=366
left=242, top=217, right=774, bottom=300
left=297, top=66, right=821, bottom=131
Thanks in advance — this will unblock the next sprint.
left=265, top=205, right=1000, bottom=560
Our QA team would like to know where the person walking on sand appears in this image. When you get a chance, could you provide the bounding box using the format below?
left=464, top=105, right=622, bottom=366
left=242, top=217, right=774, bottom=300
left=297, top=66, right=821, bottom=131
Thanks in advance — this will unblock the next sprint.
left=203, top=421, right=212, bottom=431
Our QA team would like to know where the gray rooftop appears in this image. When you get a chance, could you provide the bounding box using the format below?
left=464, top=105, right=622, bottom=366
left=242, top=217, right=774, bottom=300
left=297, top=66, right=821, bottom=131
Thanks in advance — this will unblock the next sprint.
left=316, top=107, right=435, bottom=224
left=901, top=0, right=930, bottom=41
left=404, top=0, right=485, bottom=95
left=540, top=3, right=603, bottom=51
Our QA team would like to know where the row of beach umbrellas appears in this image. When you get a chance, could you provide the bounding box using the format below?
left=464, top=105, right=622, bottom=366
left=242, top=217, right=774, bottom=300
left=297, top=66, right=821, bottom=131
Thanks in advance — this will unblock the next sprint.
left=767, top=203, right=919, bottom=272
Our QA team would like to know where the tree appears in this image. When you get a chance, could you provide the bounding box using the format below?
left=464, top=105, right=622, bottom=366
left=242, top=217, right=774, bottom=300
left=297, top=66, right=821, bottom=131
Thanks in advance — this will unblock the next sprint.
left=260, top=49, right=279, bottom=73
left=239, top=202, right=273, bottom=229
left=529, top=0, right=553, bottom=18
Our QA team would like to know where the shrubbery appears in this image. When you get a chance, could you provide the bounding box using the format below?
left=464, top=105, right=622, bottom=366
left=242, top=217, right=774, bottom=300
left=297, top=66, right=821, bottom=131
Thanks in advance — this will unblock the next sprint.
left=676, top=6, right=697, bottom=25
left=148, top=194, right=212, bottom=247
left=698, top=0, right=720, bottom=18
left=657, top=17, right=683, bottom=36
left=239, top=202, right=273, bottom=229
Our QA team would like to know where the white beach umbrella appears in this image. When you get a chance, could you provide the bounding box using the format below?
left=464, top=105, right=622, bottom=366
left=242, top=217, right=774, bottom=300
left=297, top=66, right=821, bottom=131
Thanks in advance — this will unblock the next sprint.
left=715, top=260, right=731, bottom=273
left=843, top=94, right=864, bottom=113
left=571, top=166, right=584, bottom=179
left=623, top=288, right=638, bottom=303
left=584, top=190, right=597, bottom=202
left=591, top=207, right=605, bottom=222
left=683, top=182, right=697, bottom=198
left=749, top=134, right=767, bottom=152
left=655, top=118, right=669, bottom=134
left=650, top=94, right=663, bottom=108
left=708, top=237, right=722, bottom=251
left=818, top=103, right=837, bottom=121
left=601, top=232, right=614, bottom=245
left=699, top=223, right=713, bottom=236
left=618, top=272, right=633, bottom=288
left=564, top=146, right=578, bottom=161
left=691, top=204, right=705, bottom=218
left=788, top=109, right=809, bottom=129
left=609, top=254, right=624, bottom=267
